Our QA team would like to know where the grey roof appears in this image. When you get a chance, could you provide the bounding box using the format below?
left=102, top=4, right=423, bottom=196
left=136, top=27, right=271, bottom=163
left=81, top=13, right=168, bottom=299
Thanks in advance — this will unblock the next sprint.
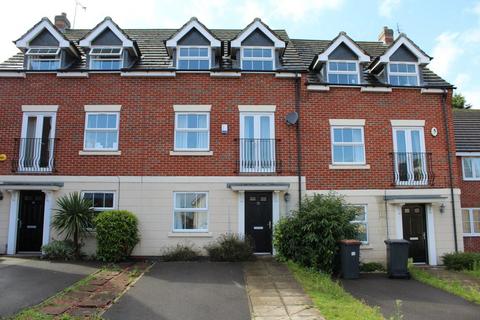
left=0, top=22, right=452, bottom=88
left=453, top=109, right=480, bottom=152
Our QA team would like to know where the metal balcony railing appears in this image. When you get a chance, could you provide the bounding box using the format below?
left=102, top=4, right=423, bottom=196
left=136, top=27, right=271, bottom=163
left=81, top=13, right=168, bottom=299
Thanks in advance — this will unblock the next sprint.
left=12, top=138, right=57, bottom=173
left=238, top=138, right=279, bottom=173
left=391, top=152, right=434, bottom=186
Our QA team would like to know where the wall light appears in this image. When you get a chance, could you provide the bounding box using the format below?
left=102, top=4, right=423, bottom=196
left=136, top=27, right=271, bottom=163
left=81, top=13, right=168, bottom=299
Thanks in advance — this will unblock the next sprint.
left=284, top=192, right=291, bottom=202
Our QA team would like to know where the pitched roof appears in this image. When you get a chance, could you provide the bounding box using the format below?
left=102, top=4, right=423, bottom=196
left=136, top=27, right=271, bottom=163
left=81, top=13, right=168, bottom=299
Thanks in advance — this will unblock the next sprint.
left=453, top=109, right=480, bottom=152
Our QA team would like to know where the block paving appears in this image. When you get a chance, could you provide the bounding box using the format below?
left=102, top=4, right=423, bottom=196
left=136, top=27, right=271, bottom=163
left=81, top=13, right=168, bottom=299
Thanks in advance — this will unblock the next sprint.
left=244, top=257, right=325, bottom=320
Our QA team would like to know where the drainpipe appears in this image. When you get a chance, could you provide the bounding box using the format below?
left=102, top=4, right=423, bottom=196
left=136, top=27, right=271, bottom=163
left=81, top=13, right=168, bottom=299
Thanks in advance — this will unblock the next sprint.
left=295, top=75, right=302, bottom=211
left=441, top=89, right=458, bottom=252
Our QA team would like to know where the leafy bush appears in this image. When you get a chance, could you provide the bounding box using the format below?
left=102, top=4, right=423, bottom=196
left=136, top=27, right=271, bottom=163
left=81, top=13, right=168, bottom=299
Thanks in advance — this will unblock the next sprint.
left=205, top=234, right=254, bottom=262
left=360, top=262, right=385, bottom=272
left=162, top=243, right=200, bottom=261
left=274, top=193, right=358, bottom=274
left=94, top=210, right=140, bottom=262
left=41, top=240, right=77, bottom=260
left=443, top=252, right=480, bottom=271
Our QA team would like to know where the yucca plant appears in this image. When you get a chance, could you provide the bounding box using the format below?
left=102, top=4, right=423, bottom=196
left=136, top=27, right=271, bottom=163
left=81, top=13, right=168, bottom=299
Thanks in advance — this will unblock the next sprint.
left=52, top=192, right=94, bottom=258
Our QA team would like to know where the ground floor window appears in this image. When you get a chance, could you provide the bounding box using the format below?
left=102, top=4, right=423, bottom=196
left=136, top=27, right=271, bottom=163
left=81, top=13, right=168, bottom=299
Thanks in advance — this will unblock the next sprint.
left=350, top=205, right=368, bottom=243
left=82, top=191, right=115, bottom=227
left=173, top=192, right=208, bottom=232
left=462, top=208, right=480, bottom=235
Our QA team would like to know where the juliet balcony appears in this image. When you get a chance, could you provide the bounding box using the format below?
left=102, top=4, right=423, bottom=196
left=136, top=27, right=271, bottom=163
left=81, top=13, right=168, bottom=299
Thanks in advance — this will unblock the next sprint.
left=237, top=138, right=281, bottom=174
left=12, top=138, right=58, bottom=173
left=391, top=152, right=434, bottom=186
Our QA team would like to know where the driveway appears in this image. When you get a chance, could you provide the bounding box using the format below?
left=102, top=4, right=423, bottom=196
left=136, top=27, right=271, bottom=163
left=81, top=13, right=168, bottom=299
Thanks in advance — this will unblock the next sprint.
left=0, top=256, right=99, bottom=318
left=104, top=262, right=251, bottom=320
left=341, top=273, right=480, bottom=320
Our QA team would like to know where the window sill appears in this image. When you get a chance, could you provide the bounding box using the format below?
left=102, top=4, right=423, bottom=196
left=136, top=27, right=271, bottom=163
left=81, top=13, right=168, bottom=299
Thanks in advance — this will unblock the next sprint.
left=360, top=245, right=373, bottom=250
left=463, top=234, right=480, bottom=237
left=79, top=150, right=122, bottom=156
left=329, top=164, right=370, bottom=170
left=168, top=232, right=212, bottom=238
left=169, top=151, right=213, bottom=156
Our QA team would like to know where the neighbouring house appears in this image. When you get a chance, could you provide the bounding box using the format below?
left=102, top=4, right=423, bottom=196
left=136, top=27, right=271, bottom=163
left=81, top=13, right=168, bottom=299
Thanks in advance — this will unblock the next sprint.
left=454, top=109, right=480, bottom=252
left=0, top=13, right=463, bottom=265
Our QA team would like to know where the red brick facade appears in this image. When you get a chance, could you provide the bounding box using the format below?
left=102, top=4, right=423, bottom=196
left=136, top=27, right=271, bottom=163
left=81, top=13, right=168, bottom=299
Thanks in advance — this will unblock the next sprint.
left=0, top=73, right=457, bottom=192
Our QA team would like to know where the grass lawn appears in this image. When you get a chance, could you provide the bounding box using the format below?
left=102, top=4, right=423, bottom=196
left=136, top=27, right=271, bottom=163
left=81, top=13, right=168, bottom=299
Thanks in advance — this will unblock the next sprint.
left=409, top=266, right=480, bottom=305
left=286, top=261, right=384, bottom=320
left=464, top=268, right=480, bottom=279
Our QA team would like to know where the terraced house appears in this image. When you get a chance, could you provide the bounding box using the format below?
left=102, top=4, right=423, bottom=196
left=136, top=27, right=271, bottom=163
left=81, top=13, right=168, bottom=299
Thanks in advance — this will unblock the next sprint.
left=0, top=13, right=463, bottom=265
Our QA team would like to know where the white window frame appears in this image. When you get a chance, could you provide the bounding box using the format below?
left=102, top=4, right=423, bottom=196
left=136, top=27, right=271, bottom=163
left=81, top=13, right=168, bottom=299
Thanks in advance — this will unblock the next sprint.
left=89, top=46, right=123, bottom=70
left=462, top=208, right=480, bottom=236
left=350, top=204, right=368, bottom=244
left=326, top=60, right=360, bottom=85
left=462, top=157, right=480, bottom=181
left=172, top=192, right=209, bottom=232
left=388, top=62, right=419, bottom=86
left=241, top=46, right=275, bottom=71
left=176, top=45, right=211, bottom=70
left=81, top=191, right=116, bottom=211
left=174, top=112, right=210, bottom=151
left=331, top=126, right=366, bottom=165
left=392, top=126, right=427, bottom=185
left=26, top=47, right=61, bottom=71
left=83, top=112, right=120, bottom=151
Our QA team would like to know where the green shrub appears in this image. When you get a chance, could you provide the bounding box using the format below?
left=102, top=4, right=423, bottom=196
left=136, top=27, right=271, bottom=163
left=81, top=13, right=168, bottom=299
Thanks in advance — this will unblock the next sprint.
left=205, top=234, right=254, bottom=262
left=360, top=262, right=385, bottom=272
left=443, top=252, right=480, bottom=271
left=41, top=240, right=77, bottom=260
left=162, top=243, right=200, bottom=261
left=94, top=210, right=140, bottom=262
left=274, top=193, right=358, bottom=274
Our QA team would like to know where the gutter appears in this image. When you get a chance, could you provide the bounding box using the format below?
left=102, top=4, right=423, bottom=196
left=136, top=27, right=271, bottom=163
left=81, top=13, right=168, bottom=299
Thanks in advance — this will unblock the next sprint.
left=295, top=75, right=302, bottom=210
left=441, top=89, right=458, bottom=252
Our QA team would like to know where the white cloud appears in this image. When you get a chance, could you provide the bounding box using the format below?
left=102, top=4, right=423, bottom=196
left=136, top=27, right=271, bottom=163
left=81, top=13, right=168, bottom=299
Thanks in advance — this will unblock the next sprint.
left=429, top=32, right=463, bottom=78
left=378, top=0, right=401, bottom=18
left=271, top=0, right=343, bottom=21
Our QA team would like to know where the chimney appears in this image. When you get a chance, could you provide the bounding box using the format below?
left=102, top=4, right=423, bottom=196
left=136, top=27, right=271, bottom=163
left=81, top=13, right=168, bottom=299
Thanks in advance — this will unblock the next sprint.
left=378, top=26, right=394, bottom=45
left=54, top=12, right=71, bottom=31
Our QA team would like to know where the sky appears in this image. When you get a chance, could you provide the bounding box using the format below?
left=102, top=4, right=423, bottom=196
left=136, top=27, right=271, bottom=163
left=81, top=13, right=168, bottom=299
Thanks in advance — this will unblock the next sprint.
left=1, top=0, right=479, bottom=107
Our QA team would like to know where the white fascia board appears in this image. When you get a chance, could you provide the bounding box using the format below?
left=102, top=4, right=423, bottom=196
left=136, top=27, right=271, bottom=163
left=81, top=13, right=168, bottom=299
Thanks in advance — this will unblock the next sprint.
left=165, top=20, right=221, bottom=48
left=238, top=105, right=276, bottom=112
left=0, top=72, right=26, bottom=78
left=456, top=152, right=480, bottom=156
left=79, top=19, right=134, bottom=48
left=307, top=85, right=330, bottom=91
left=361, top=87, right=392, bottom=93
left=421, top=88, right=444, bottom=94
left=15, top=19, right=70, bottom=49
left=22, top=105, right=59, bottom=112
left=329, top=119, right=365, bottom=126
left=231, top=20, right=285, bottom=49
left=57, top=72, right=89, bottom=78
left=173, top=105, right=212, bottom=112
left=316, top=34, right=370, bottom=63
left=379, top=35, right=430, bottom=64
left=121, top=71, right=176, bottom=77
left=390, top=119, right=425, bottom=127
left=84, top=105, right=122, bottom=112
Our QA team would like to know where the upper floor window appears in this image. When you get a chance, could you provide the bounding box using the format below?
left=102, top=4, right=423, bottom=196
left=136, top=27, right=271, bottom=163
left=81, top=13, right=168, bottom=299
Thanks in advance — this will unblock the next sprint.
left=388, top=63, right=418, bottom=86
left=327, top=61, right=359, bottom=84
left=26, top=47, right=60, bottom=70
left=177, top=46, right=210, bottom=70
left=89, top=47, right=123, bottom=70
left=462, top=208, right=480, bottom=235
left=462, top=157, right=480, bottom=180
left=241, top=47, right=274, bottom=71
left=331, top=126, right=365, bottom=164
left=84, top=112, right=119, bottom=151
left=174, top=113, right=210, bottom=151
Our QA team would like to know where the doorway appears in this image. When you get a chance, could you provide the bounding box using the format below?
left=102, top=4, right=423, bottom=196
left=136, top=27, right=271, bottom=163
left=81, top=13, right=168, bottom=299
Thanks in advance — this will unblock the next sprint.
left=402, top=204, right=428, bottom=263
left=17, top=191, right=45, bottom=252
left=245, top=192, right=273, bottom=253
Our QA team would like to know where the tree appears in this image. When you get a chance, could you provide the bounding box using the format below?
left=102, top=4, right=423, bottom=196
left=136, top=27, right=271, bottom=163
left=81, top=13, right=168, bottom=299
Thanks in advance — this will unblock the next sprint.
left=52, top=192, right=94, bottom=258
left=452, top=92, right=472, bottom=109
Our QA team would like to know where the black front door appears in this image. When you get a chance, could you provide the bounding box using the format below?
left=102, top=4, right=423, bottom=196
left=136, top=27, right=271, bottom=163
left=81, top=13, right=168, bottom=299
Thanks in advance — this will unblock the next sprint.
left=17, top=191, right=45, bottom=252
left=402, top=204, right=428, bottom=263
left=245, top=192, right=273, bottom=253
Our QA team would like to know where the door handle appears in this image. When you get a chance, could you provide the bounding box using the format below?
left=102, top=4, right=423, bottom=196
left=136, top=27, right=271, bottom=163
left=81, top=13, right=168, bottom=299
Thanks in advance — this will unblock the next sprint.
left=268, top=221, right=272, bottom=229
left=18, top=219, right=22, bottom=229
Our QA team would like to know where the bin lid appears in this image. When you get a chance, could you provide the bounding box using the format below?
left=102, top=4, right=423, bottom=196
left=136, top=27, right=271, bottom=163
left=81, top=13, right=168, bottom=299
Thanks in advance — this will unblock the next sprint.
left=339, top=239, right=361, bottom=245
left=384, top=239, right=410, bottom=244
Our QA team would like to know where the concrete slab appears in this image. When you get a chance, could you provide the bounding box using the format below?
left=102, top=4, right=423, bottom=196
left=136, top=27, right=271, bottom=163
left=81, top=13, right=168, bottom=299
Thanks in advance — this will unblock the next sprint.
left=0, top=257, right=98, bottom=317
left=341, top=273, right=480, bottom=320
left=104, top=262, right=250, bottom=320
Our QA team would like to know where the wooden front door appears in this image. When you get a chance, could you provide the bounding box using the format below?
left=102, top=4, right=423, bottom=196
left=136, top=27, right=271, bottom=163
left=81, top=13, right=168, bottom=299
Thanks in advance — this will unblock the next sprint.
left=245, top=192, right=273, bottom=253
left=402, top=204, right=428, bottom=263
left=17, top=191, right=45, bottom=252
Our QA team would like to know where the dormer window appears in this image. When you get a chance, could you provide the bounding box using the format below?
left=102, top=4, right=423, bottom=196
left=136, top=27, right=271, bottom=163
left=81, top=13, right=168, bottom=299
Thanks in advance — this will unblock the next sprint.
left=25, top=47, right=61, bottom=70
left=388, top=63, right=418, bottom=86
left=177, top=46, right=210, bottom=70
left=327, top=60, right=359, bottom=84
left=89, top=47, right=123, bottom=70
left=241, top=47, right=274, bottom=71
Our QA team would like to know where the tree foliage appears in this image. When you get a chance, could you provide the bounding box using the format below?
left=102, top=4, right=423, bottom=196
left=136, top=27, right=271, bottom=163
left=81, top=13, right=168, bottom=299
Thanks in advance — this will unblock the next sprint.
left=452, top=92, right=472, bottom=109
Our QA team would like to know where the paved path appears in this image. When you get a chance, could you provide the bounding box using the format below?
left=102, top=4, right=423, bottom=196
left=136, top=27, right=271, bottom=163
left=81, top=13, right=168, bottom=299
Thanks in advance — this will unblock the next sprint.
left=341, top=273, right=480, bottom=320
left=0, top=256, right=99, bottom=318
left=104, top=262, right=251, bottom=320
left=244, top=258, right=324, bottom=320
